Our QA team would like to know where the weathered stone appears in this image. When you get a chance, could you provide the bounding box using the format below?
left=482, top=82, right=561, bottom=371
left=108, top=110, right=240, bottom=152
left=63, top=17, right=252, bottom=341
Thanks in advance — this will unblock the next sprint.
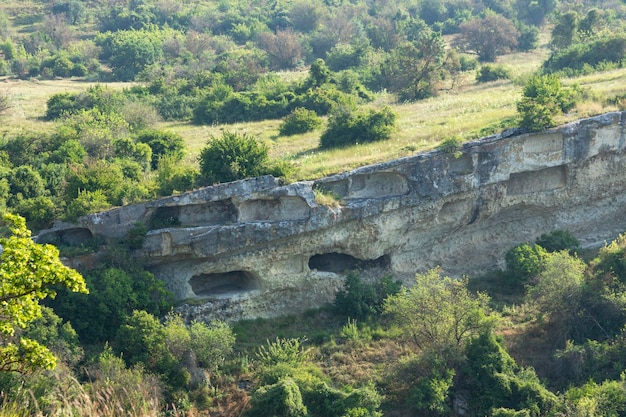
left=37, top=112, right=626, bottom=321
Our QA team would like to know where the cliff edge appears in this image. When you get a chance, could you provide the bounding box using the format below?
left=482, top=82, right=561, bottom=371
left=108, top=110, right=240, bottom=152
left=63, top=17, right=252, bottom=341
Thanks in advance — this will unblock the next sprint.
left=38, top=112, right=626, bottom=321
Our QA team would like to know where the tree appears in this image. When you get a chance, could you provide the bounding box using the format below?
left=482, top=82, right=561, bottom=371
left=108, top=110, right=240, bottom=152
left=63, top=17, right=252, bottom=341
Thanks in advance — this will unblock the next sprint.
left=257, top=29, right=303, bottom=70
left=135, top=129, right=185, bottom=170
left=463, top=331, right=557, bottom=415
left=517, top=74, right=578, bottom=131
left=0, top=214, right=87, bottom=373
left=505, top=243, right=548, bottom=285
left=98, top=29, right=164, bottom=81
left=198, top=132, right=270, bottom=185
left=455, top=15, right=520, bottom=62
left=383, top=268, right=493, bottom=354
left=527, top=251, right=586, bottom=340
left=287, top=0, right=326, bottom=33
left=550, top=11, right=579, bottom=50
left=380, top=31, right=447, bottom=101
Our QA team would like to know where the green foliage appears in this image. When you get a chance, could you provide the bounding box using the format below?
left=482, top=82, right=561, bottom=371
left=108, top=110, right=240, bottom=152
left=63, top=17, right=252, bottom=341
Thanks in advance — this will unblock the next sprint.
left=0, top=214, right=87, bottom=374
left=319, top=106, right=396, bottom=149
left=378, top=32, right=447, bottom=101
left=535, top=229, right=580, bottom=252
left=50, top=267, right=172, bottom=344
left=279, top=108, right=323, bottom=136
left=64, top=189, right=110, bottom=221
left=504, top=243, right=548, bottom=285
left=97, top=29, right=165, bottom=81
left=517, top=74, right=578, bottom=131
left=437, top=136, right=463, bottom=156
left=463, top=331, right=557, bottom=416
left=134, top=129, right=184, bottom=170
left=14, top=196, right=57, bottom=231
left=125, top=222, right=148, bottom=250
left=245, top=377, right=309, bottom=417
left=408, top=366, right=455, bottom=416
left=592, top=233, right=626, bottom=283
left=156, top=154, right=198, bottom=196
left=198, top=131, right=272, bottom=185
left=189, top=320, right=236, bottom=372
left=566, top=379, right=626, bottom=417
left=384, top=268, right=493, bottom=353
left=334, top=273, right=402, bottom=320
left=543, top=35, right=626, bottom=75
left=257, top=337, right=309, bottom=368
left=476, top=65, right=512, bottom=83
left=526, top=251, right=586, bottom=341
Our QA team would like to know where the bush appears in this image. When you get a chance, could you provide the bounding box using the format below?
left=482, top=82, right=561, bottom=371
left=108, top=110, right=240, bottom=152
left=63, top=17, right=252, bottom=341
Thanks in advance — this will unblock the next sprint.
left=543, top=35, right=626, bottom=74
left=64, top=189, right=110, bottom=221
left=245, top=378, right=308, bottom=417
left=517, top=74, right=578, bottom=131
left=535, top=230, right=579, bottom=252
left=476, top=64, right=512, bottom=83
left=134, top=129, right=185, bottom=169
left=335, top=272, right=401, bottom=320
left=156, top=154, right=198, bottom=196
left=319, top=106, right=396, bottom=149
left=505, top=243, right=548, bottom=285
left=278, top=108, right=323, bottom=136
left=198, top=132, right=271, bottom=185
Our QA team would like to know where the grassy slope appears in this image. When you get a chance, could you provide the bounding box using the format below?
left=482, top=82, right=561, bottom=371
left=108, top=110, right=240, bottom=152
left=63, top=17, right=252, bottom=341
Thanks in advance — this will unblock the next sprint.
left=5, top=62, right=626, bottom=180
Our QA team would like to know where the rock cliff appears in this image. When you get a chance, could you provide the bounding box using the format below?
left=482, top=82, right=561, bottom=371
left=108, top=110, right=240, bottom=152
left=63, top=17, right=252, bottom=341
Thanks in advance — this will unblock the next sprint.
left=37, top=112, right=626, bottom=321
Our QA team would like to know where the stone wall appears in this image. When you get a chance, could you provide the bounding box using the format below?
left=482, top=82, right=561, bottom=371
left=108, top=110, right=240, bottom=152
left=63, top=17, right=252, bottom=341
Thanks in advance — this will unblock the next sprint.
left=37, top=112, right=626, bottom=321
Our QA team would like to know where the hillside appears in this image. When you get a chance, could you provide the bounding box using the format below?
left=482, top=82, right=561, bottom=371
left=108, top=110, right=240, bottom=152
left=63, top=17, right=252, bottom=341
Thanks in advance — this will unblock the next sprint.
left=2, top=0, right=626, bottom=416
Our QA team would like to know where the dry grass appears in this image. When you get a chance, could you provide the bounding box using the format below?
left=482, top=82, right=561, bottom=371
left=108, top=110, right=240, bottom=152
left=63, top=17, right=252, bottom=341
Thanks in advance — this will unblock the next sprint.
left=2, top=51, right=626, bottom=181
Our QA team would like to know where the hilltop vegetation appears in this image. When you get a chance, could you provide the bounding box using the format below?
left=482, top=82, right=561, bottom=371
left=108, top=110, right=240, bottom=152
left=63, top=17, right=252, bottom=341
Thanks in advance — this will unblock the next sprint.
left=2, top=0, right=626, bottom=416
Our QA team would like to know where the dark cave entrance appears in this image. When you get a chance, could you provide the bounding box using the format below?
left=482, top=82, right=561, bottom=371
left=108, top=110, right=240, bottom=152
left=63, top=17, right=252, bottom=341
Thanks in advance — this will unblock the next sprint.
left=308, top=253, right=390, bottom=273
left=189, top=271, right=259, bottom=297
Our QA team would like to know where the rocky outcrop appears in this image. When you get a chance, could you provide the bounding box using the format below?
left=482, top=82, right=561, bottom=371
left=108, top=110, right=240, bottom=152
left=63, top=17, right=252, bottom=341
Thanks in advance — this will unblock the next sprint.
left=38, top=112, right=626, bottom=321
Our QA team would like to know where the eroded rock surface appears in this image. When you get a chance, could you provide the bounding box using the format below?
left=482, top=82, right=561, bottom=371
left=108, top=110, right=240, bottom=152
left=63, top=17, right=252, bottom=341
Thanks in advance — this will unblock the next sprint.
left=38, top=112, right=626, bottom=321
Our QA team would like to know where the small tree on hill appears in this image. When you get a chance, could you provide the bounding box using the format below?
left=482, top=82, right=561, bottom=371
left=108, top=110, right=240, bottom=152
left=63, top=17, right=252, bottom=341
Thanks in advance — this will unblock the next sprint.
left=517, top=74, right=578, bottom=131
left=198, top=132, right=270, bottom=185
left=455, top=15, right=520, bottom=62
left=320, top=106, right=396, bottom=149
left=383, top=268, right=493, bottom=355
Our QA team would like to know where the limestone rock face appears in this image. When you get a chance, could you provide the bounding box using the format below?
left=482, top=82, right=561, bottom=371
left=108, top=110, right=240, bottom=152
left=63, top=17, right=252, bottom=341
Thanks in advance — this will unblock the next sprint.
left=38, top=112, right=626, bottom=321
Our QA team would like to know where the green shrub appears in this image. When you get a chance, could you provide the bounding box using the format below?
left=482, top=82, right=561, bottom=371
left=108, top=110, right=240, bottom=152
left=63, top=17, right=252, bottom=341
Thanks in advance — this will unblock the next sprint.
left=505, top=243, right=548, bottom=285
left=279, top=108, right=323, bottom=136
left=437, top=136, right=463, bottom=156
left=535, top=230, right=579, bottom=252
left=476, top=64, right=512, bottom=83
left=319, top=106, right=396, bottom=149
left=64, top=189, right=110, bottom=221
left=198, top=132, right=271, bottom=185
left=125, top=222, right=148, bottom=250
left=517, top=74, right=579, bottom=131
left=543, top=35, right=626, bottom=74
left=245, top=378, right=308, bottom=417
left=335, top=272, right=401, bottom=320
left=14, top=196, right=57, bottom=231
left=459, top=55, right=479, bottom=71
left=134, top=129, right=185, bottom=170
left=156, top=154, right=198, bottom=196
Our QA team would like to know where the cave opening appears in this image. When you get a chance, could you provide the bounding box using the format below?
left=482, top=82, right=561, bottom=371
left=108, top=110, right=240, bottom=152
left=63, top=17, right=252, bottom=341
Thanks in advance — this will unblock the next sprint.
left=189, top=271, right=259, bottom=297
left=308, top=253, right=390, bottom=273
